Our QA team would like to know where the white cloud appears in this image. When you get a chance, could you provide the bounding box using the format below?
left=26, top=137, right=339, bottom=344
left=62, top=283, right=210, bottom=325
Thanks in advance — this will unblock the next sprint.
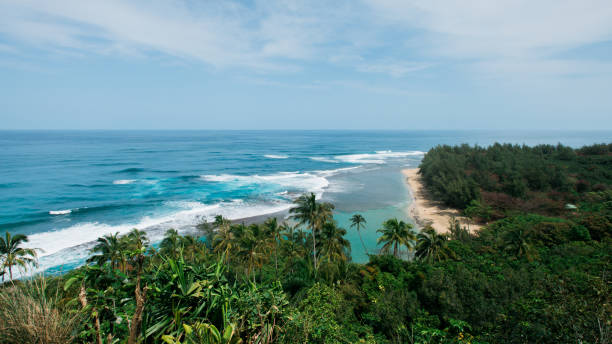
left=0, top=0, right=611, bottom=79
left=365, top=0, right=612, bottom=76
left=366, top=1, right=612, bottom=57
left=0, top=0, right=351, bottom=70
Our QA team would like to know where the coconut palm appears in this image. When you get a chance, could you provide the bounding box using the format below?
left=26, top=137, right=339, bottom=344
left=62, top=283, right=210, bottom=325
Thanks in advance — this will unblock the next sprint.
left=264, top=217, right=283, bottom=278
left=318, top=222, right=351, bottom=282
left=235, top=224, right=266, bottom=281
left=125, top=228, right=149, bottom=252
left=213, top=215, right=230, bottom=229
left=124, top=228, right=149, bottom=273
left=350, top=214, right=368, bottom=255
left=289, top=193, right=335, bottom=272
left=415, top=226, right=455, bottom=263
left=502, top=226, right=538, bottom=261
left=213, top=221, right=235, bottom=262
left=87, top=232, right=125, bottom=271
left=180, top=235, right=207, bottom=262
left=0, top=231, right=38, bottom=281
left=318, top=222, right=351, bottom=264
left=160, top=229, right=183, bottom=258
left=376, top=218, right=415, bottom=258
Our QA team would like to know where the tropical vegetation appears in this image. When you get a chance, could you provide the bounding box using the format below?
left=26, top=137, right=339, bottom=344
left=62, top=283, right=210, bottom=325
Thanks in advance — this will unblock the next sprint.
left=0, top=142, right=610, bottom=343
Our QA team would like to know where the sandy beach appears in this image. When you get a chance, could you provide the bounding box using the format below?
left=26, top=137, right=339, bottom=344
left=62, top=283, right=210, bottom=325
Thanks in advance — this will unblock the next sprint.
left=403, top=168, right=480, bottom=233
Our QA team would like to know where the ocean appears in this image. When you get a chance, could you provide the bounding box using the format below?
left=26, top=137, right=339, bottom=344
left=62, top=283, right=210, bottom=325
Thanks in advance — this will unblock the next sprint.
left=1, top=130, right=610, bottom=274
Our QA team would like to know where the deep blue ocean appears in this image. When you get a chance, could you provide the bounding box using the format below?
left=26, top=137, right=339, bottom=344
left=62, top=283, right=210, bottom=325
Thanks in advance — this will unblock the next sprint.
left=1, top=130, right=610, bottom=274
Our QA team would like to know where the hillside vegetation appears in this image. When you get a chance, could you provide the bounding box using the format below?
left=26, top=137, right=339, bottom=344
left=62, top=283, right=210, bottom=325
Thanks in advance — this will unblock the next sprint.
left=420, top=143, right=612, bottom=221
left=1, top=143, right=611, bottom=343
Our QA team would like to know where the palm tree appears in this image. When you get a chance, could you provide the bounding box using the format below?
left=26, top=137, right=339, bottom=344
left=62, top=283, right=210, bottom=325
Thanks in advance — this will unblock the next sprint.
left=350, top=214, right=368, bottom=255
left=318, top=222, right=351, bottom=264
left=235, top=224, right=266, bottom=281
left=264, top=217, right=282, bottom=278
left=160, top=229, right=183, bottom=258
left=124, top=228, right=149, bottom=272
left=180, top=235, right=207, bottom=262
left=318, top=222, right=351, bottom=282
left=213, top=221, right=235, bottom=262
left=376, top=218, right=415, bottom=258
left=213, top=215, right=230, bottom=228
left=87, top=232, right=125, bottom=271
left=289, top=193, right=335, bottom=272
left=125, top=228, right=149, bottom=252
left=415, top=226, right=454, bottom=263
left=502, top=226, right=538, bottom=261
left=0, top=231, right=38, bottom=281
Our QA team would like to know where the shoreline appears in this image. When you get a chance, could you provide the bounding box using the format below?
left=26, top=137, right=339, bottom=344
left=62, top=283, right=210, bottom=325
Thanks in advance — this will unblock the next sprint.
left=403, top=168, right=480, bottom=233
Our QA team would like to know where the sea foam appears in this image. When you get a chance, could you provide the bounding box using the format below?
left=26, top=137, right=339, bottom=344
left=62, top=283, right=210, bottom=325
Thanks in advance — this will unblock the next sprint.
left=201, top=171, right=330, bottom=198
left=24, top=150, right=421, bottom=276
left=113, top=179, right=136, bottom=185
left=335, top=150, right=424, bottom=164
left=264, top=154, right=289, bottom=159
left=49, top=209, right=72, bottom=215
left=309, top=157, right=339, bottom=163
left=26, top=199, right=294, bottom=275
left=25, top=167, right=369, bottom=275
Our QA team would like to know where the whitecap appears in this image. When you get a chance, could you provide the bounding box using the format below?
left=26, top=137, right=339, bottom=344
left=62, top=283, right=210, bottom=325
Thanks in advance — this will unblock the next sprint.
left=201, top=171, right=329, bottom=198
left=264, top=154, right=289, bottom=159
left=335, top=151, right=424, bottom=164
left=24, top=199, right=295, bottom=276
left=28, top=199, right=293, bottom=260
left=49, top=209, right=72, bottom=215
left=314, top=166, right=362, bottom=177
left=113, top=179, right=136, bottom=185
left=309, top=157, right=339, bottom=163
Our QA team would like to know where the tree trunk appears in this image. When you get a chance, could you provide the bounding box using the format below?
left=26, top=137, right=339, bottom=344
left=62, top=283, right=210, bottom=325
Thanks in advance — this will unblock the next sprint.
left=94, top=316, right=103, bottom=344
left=393, top=242, right=398, bottom=258
left=78, top=285, right=87, bottom=308
left=274, top=238, right=278, bottom=279
left=128, top=275, right=148, bottom=344
left=358, top=228, right=368, bottom=255
left=79, top=285, right=103, bottom=344
left=9, top=266, right=12, bottom=281
left=312, top=225, right=318, bottom=274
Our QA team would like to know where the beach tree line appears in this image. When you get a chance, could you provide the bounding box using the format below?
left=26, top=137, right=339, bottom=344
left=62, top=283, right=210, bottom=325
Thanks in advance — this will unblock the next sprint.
left=419, top=142, right=612, bottom=222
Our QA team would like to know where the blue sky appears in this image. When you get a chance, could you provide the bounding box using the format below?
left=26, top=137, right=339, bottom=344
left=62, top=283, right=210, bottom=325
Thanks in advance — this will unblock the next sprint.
left=1, top=0, right=612, bottom=130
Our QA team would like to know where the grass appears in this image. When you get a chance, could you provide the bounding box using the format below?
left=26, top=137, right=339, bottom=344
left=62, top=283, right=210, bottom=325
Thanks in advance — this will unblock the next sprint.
left=0, top=277, right=83, bottom=344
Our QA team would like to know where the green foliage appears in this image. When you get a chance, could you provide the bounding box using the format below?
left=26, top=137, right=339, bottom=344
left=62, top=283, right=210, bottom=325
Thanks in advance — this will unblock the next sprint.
left=3, top=143, right=612, bottom=344
left=350, top=214, right=368, bottom=255
left=0, top=231, right=38, bottom=281
left=162, top=323, right=242, bottom=344
left=282, top=282, right=370, bottom=344
left=377, top=218, right=415, bottom=258
left=230, top=282, right=289, bottom=342
left=419, top=143, right=612, bottom=213
left=415, top=226, right=455, bottom=263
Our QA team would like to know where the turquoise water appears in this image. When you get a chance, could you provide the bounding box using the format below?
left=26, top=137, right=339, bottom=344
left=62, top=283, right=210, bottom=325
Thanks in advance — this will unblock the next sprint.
left=336, top=205, right=413, bottom=263
left=1, top=130, right=610, bottom=272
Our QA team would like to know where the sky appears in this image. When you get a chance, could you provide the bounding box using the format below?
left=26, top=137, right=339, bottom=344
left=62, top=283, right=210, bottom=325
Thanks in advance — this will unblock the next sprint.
left=1, top=0, right=612, bottom=130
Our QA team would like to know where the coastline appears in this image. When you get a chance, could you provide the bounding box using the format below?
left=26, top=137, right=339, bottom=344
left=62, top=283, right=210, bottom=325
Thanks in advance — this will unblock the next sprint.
left=403, top=168, right=480, bottom=233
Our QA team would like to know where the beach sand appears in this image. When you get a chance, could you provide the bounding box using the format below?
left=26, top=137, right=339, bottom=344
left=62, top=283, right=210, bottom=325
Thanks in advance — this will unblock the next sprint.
left=403, top=168, right=481, bottom=233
